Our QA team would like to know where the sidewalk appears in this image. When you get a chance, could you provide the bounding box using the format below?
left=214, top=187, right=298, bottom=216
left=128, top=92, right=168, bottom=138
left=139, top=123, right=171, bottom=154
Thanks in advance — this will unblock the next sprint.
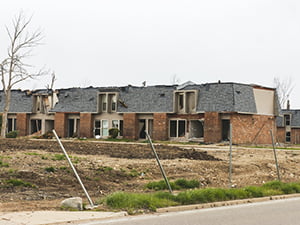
left=0, top=211, right=128, bottom=225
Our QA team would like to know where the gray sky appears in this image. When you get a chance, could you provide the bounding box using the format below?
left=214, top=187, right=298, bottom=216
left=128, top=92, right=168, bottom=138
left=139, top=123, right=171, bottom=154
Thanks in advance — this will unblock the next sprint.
left=1, top=0, right=300, bottom=107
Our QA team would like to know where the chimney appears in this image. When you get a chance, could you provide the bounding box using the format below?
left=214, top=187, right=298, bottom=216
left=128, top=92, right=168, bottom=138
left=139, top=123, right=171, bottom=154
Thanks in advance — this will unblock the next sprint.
left=287, top=100, right=290, bottom=110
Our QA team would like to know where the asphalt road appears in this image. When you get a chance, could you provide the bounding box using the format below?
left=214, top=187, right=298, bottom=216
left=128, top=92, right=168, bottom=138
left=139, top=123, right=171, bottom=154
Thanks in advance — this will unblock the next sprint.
left=79, top=197, right=300, bottom=225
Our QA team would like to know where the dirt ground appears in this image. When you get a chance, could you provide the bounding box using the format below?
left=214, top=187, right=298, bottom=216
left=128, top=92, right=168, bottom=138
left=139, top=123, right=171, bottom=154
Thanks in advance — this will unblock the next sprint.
left=1, top=138, right=300, bottom=212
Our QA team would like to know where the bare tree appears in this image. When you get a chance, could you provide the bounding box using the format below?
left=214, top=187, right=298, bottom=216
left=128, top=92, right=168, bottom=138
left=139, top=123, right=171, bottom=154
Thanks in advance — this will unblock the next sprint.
left=46, top=72, right=57, bottom=90
left=273, top=77, right=294, bottom=109
left=0, top=12, right=45, bottom=138
left=170, top=74, right=180, bottom=85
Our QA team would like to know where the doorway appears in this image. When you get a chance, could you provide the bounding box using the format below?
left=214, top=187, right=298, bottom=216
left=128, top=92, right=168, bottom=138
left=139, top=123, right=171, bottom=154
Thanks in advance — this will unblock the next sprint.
left=222, top=120, right=230, bottom=141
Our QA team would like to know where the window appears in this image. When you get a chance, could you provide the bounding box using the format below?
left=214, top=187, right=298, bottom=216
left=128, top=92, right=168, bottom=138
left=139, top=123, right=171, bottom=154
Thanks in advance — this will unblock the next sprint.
left=102, top=120, right=109, bottom=136
left=284, top=114, right=291, bottom=126
left=102, top=96, right=107, bottom=112
left=98, top=92, right=118, bottom=113
left=119, top=120, right=123, bottom=136
left=112, top=120, right=119, bottom=128
left=286, top=131, right=291, bottom=142
left=178, top=94, right=184, bottom=110
left=174, top=91, right=197, bottom=113
left=111, top=95, right=117, bottom=112
left=94, top=120, right=101, bottom=136
left=170, top=120, right=186, bottom=138
left=7, top=118, right=16, bottom=133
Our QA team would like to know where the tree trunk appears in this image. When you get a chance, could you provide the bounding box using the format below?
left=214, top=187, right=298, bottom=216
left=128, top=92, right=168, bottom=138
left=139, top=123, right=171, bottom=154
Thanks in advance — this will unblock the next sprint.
left=0, top=89, right=11, bottom=138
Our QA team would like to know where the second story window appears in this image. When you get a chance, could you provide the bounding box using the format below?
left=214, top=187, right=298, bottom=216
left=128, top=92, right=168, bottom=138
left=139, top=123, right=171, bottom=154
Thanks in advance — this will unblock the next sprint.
left=174, top=90, right=197, bottom=114
left=284, top=114, right=291, bottom=126
left=98, top=92, right=118, bottom=113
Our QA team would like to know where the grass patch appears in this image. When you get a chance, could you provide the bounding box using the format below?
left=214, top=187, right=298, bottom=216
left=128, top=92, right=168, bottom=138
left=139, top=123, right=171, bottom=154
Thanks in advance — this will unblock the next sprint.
left=96, top=166, right=114, bottom=173
left=0, top=160, right=9, bottom=168
left=5, top=179, right=36, bottom=188
left=24, top=152, right=40, bottom=156
left=105, top=192, right=178, bottom=213
left=45, top=166, right=55, bottom=173
left=52, top=154, right=66, bottom=161
left=146, top=179, right=200, bottom=190
left=105, top=181, right=300, bottom=213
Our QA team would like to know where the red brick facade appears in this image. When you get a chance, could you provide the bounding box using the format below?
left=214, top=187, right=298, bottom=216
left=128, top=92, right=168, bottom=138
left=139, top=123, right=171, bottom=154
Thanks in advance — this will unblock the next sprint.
left=204, top=112, right=222, bottom=143
left=153, top=113, right=168, bottom=140
left=123, top=113, right=139, bottom=140
left=16, top=113, right=29, bottom=136
left=80, top=113, right=93, bottom=138
left=277, top=127, right=300, bottom=144
left=54, top=112, right=67, bottom=137
left=231, top=114, right=276, bottom=144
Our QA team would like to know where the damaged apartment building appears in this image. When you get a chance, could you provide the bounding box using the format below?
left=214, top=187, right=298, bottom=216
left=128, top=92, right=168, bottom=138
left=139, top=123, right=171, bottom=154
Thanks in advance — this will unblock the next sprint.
left=0, top=82, right=281, bottom=144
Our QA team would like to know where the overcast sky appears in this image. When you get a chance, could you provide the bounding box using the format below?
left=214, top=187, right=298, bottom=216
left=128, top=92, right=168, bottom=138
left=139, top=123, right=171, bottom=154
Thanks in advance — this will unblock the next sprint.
left=1, top=0, right=300, bottom=107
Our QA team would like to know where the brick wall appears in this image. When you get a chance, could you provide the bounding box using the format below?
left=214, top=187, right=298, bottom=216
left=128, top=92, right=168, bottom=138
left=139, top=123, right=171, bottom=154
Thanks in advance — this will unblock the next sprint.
left=204, top=112, right=222, bottom=143
left=292, top=128, right=300, bottom=144
left=277, top=127, right=300, bottom=144
left=80, top=113, right=93, bottom=138
left=54, top=112, right=67, bottom=137
left=153, top=113, right=168, bottom=140
left=123, top=113, right=138, bottom=140
left=231, top=114, right=275, bottom=144
left=16, top=113, right=29, bottom=136
left=276, top=127, right=286, bottom=143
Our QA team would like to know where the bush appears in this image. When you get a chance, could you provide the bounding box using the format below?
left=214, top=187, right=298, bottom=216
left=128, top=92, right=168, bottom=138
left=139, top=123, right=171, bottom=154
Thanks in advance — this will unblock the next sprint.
left=6, top=130, right=18, bottom=138
left=109, top=128, right=119, bottom=139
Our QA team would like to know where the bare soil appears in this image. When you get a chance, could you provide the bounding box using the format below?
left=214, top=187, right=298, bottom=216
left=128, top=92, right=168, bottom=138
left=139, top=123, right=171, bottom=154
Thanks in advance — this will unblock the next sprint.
left=1, top=138, right=300, bottom=212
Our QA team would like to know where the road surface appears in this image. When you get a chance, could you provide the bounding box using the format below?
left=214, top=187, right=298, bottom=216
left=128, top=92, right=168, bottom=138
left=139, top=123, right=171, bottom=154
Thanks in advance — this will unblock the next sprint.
left=79, top=197, right=300, bottom=225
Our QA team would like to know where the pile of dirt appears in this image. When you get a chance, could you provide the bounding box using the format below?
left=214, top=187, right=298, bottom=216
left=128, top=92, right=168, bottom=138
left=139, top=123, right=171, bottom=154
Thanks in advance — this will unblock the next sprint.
left=0, top=139, right=220, bottom=161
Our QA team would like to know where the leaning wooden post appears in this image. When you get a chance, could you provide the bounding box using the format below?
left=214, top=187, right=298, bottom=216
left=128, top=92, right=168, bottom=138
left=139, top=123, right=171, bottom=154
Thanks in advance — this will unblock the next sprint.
left=52, top=129, right=95, bottom=208
left=228, top=123, right=233, bottom=188
left=145, top=131, right=173, bottom=194
left=270, top=129, right=281, bottom=181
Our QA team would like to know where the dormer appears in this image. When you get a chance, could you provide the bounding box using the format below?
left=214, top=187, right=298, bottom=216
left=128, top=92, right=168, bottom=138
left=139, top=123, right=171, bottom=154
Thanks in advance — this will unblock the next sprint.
left=98, top=92, right=118, bottom=113
left=174, top=90, right=198, bottom=114
left=32, top=91, right=58, bottom=114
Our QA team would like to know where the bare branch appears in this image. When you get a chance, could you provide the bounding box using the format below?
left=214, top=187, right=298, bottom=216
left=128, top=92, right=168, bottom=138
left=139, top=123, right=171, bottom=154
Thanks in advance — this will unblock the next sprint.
left=273, top=77, right=294, bottom=109
left=46, top=72, right=57, bottom=90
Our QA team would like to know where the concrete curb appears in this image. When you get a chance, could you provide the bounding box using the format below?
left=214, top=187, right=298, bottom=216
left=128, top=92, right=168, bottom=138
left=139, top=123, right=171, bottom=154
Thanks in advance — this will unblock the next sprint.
left=156, top=193, right=300, bottom=213
left=0, top=211, right=128, bottom=225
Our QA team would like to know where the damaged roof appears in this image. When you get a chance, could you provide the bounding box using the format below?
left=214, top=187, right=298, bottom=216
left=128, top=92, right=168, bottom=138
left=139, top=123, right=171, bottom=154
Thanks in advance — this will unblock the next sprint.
left=51, top=87, right=99, bottom=113
left=118, top=85, right=175, bottom=113
left=0, top=90, right=32, bottom=113
left=1, top=82, right=276, bottom=115
left=180, top=82, right=258, bottom=113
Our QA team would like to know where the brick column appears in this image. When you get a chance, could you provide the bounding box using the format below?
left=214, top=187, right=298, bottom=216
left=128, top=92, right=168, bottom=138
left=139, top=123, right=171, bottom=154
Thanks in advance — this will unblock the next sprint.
left=204, top=112, right=222, bottom=143
left=80, top=113, right=93, bottom=138
left=153, top=113, right=168, bottom=140
left=16, top=113, right=29, bottom=136
left=54, top=112, right=67, bottom=138
left=123, top=113, right=138, bottom=140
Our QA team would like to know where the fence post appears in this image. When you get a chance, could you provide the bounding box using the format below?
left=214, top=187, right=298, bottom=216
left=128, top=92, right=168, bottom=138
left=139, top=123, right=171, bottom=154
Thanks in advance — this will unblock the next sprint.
left=228, top=123, right=233, bottom=188
left=145, top=131, right=173, bottom=194
left=52, top=129, right=95, bottom=208
left=270, top=129, right=281, bottom=181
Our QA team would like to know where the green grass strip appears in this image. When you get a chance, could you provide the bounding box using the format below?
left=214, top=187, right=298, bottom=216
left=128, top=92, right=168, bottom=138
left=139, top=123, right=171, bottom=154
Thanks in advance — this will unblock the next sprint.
left=105, top=181, right=300, bottom=213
